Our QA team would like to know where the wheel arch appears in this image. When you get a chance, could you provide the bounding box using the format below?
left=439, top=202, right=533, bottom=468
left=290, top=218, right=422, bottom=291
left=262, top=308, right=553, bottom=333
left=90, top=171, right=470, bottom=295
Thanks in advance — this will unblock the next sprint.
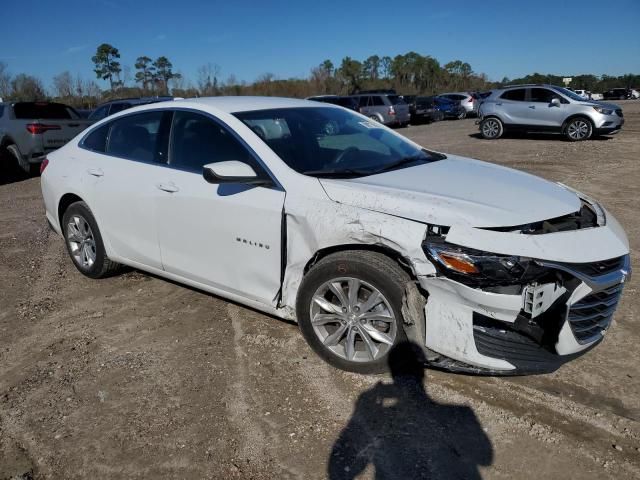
left=58, top=193, right=85, bottom=229
left=303, top=243, right=418, bottom=281
left=561, top=114, right=594, bottom=133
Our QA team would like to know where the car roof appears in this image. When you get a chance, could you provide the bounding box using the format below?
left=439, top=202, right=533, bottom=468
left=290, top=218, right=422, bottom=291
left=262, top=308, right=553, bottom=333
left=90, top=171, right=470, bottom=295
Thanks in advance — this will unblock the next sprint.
left=99, top=96, right=173, bottom=106
left=163, top=96, right=322, bottom=113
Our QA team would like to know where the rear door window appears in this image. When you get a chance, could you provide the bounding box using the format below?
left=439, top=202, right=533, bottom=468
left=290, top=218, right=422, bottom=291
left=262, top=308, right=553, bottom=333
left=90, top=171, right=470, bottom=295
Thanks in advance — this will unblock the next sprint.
left=500, top=89, right=526, bottom=101
left=358, top=96, right=371, bottom=108
left=530, top=88, right=560, bottom=103
left=372, top=96, right=385, bottom=106
left=107, top=111, right=170, bottom=163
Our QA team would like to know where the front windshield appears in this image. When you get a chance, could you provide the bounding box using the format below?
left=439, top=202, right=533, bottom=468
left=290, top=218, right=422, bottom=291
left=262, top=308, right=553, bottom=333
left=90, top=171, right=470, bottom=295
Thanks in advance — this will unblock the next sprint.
left=552, top=86, right=587, bottom=102
left=234, top=107, right=444, bottom=178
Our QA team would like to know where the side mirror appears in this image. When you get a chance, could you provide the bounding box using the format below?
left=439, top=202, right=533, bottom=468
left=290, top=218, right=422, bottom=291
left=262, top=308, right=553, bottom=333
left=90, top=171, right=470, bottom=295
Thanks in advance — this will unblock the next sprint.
left=202, top=160, right=271, bottom=186
left=550, top=98, right=561, bottom=107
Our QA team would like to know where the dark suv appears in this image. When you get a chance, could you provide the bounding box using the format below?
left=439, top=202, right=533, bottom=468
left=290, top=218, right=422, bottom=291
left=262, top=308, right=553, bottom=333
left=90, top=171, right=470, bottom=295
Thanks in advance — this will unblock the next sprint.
left=88, top=96, right=173, bottom=121
left=402, top=95, right=445, bottom=124
left=306, top=95, right=359, bottom=111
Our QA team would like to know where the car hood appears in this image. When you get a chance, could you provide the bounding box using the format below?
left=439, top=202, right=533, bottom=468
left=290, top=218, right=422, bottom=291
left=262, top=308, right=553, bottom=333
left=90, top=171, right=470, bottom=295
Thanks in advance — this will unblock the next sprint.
left=581, top=100, right=620, bottom=110
left=319, top=155, right=582, bottom=228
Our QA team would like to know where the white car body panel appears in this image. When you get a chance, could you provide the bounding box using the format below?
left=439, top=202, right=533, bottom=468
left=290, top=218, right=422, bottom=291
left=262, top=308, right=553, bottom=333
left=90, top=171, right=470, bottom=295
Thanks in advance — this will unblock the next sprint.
left=155, top=167, right=285, bottom=304
left=40, top=96, right=631, bottom=374
left=320, top=156, right=581, bottom=228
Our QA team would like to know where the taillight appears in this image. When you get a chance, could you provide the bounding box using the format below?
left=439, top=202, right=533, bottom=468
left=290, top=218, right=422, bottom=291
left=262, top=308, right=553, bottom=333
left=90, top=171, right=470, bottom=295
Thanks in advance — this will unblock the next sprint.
left=468, top=97, right=474, bottom=102
left=388, top=106, right=396, bottom=115
left=26, top=123, right=61, bottom=134
left=40, top=157, right=49, bottom=174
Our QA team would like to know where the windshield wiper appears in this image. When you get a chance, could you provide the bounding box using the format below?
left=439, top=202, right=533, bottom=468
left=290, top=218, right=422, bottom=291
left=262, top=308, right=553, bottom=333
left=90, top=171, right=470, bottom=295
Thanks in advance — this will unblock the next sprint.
left=367, top=154, right=429, bottom=175
left=302, top=168, right=373, bottom=178
left=303, top=150, right=446, bottom=178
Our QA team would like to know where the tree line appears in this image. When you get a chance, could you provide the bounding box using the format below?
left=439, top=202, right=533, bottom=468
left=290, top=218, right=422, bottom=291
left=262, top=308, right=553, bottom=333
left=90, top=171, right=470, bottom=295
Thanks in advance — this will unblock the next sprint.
left=1, top=43, right=638, bottom=109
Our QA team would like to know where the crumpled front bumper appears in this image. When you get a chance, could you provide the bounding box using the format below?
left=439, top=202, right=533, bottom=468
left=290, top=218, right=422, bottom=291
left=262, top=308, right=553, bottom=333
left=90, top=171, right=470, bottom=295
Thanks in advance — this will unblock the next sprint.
left=417, top=254, right=630, bottom=374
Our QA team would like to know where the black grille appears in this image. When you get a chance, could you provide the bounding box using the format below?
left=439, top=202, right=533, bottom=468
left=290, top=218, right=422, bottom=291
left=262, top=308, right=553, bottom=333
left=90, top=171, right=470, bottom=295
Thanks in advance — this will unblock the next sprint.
left=559, top=256, right=624, bottom=277
left=481, top=201, right=598, bottom=234
left=472, top=313, right=583, bottom=374
left=568, top=283, right=623, bottom=343
left=616, top=109, right=623, bottom=117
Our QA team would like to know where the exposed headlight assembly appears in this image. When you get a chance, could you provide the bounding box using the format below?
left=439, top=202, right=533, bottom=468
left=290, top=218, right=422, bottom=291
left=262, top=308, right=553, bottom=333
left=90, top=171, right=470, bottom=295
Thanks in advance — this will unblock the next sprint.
left=592, top=106, right=613, bottom=115
left=423, top=231, right=547, bottom=287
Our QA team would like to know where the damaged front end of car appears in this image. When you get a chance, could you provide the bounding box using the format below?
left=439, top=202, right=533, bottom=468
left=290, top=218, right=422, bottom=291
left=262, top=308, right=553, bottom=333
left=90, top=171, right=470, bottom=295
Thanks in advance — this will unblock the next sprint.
left=417, top=198, right=631, bottom=375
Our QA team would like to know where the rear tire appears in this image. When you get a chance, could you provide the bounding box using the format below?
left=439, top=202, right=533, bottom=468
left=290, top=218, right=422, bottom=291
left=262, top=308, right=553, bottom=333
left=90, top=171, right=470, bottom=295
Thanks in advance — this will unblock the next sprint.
left=369, top=114, right=382, bottom=123
left=6, top=144, right=37, bottom=175
left=564, top=117, right=593, bottom=141
left=480, top=117, right=504, bottom=139
left=296, top=251, right=409, bottom=374
left=62, top=201, right=121, bottom=278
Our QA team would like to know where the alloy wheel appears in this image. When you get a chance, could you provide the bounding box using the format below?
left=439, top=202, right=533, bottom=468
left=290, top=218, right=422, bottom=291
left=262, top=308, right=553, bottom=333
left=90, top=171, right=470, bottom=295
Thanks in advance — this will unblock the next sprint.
left=482, top=119, right=501, bottom=138
left=567, top=120, right=590, bottom=140
left=309, top=277, right=397, bottom=362
left=66, top=215, right=97, bottom=269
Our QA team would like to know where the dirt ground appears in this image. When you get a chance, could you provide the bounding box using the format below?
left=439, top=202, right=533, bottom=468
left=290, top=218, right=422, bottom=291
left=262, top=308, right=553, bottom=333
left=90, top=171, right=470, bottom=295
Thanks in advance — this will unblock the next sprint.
left=1, top=101, right=639, bottom=479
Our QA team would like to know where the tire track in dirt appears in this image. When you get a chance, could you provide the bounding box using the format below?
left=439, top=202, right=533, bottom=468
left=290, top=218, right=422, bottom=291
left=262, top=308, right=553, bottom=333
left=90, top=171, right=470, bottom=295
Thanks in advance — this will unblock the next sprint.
left=226, top=303, right=306, bottom=479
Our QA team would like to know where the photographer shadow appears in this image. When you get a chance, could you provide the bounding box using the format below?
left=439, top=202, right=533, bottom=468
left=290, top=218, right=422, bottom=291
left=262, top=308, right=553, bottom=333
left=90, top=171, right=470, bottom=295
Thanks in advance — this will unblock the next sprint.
left=328, top=341, right=493, bottom=479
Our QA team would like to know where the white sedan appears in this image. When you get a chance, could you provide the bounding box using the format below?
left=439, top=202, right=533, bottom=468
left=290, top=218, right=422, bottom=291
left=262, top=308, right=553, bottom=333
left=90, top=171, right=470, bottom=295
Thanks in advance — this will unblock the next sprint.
left=40, top=97, right=630, bottom=374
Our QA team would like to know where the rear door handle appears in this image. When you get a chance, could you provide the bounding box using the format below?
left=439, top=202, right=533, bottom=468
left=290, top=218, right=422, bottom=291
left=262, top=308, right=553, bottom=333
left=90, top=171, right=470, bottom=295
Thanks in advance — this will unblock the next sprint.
left=87, top=168, right=104, bottom=177
left=157, top=183, right=179, bottom=193
left=528, top=105, right=536, bottom=109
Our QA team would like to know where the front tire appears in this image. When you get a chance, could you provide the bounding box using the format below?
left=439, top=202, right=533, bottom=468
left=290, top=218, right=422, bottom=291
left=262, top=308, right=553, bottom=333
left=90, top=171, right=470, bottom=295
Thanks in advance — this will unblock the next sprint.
left=296, top=251, right=409, bottom=374
left=480, top=117, right=504, bottom=139
left=565, top=117, right=593, bottom=141
left=62, top=201, right=120, bottom=278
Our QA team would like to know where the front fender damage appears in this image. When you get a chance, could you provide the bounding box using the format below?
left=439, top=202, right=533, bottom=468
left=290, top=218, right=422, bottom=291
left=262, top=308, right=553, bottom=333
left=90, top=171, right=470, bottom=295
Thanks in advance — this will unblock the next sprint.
left=277, top=197, right=435, bottom=320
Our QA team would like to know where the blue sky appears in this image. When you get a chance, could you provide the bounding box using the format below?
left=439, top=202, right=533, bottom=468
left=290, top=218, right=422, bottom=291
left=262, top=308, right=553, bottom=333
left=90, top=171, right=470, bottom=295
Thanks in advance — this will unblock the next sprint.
left=1, top=0, right=639, bottom=90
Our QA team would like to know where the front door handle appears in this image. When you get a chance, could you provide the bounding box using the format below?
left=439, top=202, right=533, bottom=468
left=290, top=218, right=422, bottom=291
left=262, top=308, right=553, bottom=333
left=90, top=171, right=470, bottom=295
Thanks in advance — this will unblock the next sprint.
left=157, top=183, right=179, bottom=193
left=528, top=105, right=536, bottom=109
left=87, top=168, right=104, bottom=177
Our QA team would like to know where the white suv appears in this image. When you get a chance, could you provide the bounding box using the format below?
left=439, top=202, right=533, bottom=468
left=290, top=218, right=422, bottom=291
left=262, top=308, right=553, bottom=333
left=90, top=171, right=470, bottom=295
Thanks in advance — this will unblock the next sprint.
left=478, top=85, right=624, bottom=141
left=41, top=97, right=630, bottom=374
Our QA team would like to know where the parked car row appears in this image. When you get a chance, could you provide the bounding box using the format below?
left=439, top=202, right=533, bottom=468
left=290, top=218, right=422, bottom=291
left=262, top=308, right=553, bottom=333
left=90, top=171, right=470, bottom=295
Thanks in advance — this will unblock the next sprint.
left=308, top=90, right=479, bottom=127
left=307, top=93, right=410, bottom=127
left=602, top=88, right=639, bottom=100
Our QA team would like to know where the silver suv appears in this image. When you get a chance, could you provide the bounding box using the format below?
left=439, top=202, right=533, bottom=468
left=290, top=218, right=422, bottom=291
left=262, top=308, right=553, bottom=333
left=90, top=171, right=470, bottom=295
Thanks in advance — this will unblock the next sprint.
left=477, top=85, right=624, bottom=141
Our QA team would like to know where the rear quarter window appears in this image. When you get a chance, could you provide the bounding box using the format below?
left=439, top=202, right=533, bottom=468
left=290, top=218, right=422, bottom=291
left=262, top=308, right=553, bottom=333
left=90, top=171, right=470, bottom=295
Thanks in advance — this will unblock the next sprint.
left=82, top=123, right=111, bottom=153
